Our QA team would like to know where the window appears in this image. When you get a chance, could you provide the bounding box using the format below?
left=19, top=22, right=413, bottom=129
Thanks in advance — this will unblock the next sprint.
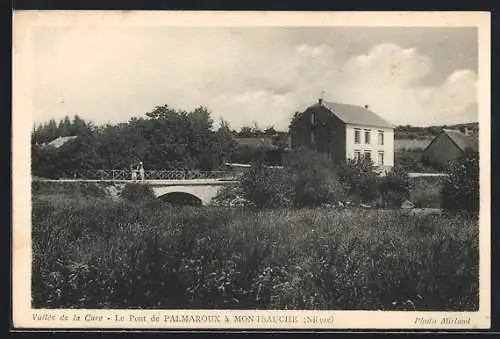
left=364, top=129, right=371, bottom=144
left=378, top=151, right=384, bottom=166
left=378, top=131, right=384, bottom=145
left=354, top=150, right=361, bottom=161
left=311, top=131, right=315, bottom=145
left=354, top=129, right=361, bottom=144
left=364, top=151, right=371, bottom=161
left=311, top=112, right=315, bottom=125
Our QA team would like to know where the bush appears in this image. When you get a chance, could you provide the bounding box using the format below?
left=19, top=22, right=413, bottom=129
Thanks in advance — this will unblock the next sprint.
left=410, top=177, right=442, bottom=208
left=441, top=149, right=479, bottom=213
left=337, top=158, right=379, bottom=203
left=378, top=166, right=411, bottom=208
left=395, top=149, right=440, bottom=173
left=120, top=183, right=156, bottom=203
left=284, top=148, right=345, bottom=207
left=210, top=184, right=255, bottom=208
left=240, top=160, right=294, bottom=209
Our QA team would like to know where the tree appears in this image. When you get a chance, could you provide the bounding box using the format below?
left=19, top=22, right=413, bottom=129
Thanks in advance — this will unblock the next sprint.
left=337, top=157, right=379, bottom=203
left=239, top=126, right=253, bottom=137
left=141, top=105, right=195, bottom=170
left=94, top=124, right=150, bottom=169
left=55, top=132, right=102, bottom=177
left=288, top=111, right=302, bottom=130
left=441, top=149, right=479, bottom=213
left=378, top=166, right=411, bottom=208
left=70, top=115, right=92, bottom=136
left=240, top=159, right=294, bottom=209
left=31, top=143, right=59, bottom=178
left=211, top=119, right=237, bottom=169
left=57, top=116, right=73, bottom=137
left=31, top=103, right=237, bottom=174
left=187, top=106, right=216, bottom=170
left=284, top=148, right=345, bottom=207
left=42, top=119, right=59, bottom=143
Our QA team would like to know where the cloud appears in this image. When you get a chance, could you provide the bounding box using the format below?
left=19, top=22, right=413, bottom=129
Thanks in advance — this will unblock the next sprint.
left=330, top=44, right=477, bottom=126
left=210, top=42, right=478, bottom=128
left=342, top=43, right=432, bottom=86
left=32, top=29, right=478, bottom=130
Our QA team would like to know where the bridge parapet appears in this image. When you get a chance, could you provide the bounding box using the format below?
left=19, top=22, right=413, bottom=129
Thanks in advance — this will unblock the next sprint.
left=72, top=169, right=233, bottom=181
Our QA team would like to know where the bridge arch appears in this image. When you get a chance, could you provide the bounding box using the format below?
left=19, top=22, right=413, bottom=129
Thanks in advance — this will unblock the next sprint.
left=150, top=184, right=226, bottom=206
left=158, top=191, right=203, bottom=206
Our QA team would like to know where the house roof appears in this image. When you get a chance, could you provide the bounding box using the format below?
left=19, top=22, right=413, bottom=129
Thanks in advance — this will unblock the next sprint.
left=233, top=137, right=278, bottom=149
left=442, top=129, right=478, bottom=152
left=310, top=101, right=394, bottom=129
left=46, top=135, right=78, bottom=149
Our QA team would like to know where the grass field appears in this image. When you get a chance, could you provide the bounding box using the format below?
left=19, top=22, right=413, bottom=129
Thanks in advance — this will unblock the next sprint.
left=31, top=185, right=479, bottom=311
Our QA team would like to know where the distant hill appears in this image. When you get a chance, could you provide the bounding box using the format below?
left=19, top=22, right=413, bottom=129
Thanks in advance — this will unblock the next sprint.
left=239, top=122, right=479, bottom=151
left=395, top=122, right=478, bottom=140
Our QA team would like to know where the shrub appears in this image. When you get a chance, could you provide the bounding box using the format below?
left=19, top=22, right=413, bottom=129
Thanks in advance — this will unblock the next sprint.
left=120, top=183, right=156, bottom=203
left=240, top=159, right=294, bottom=209
left=210, top=184, right=255, bottom=208
left=395, top=149, right=440, bottom=173
left=378, top=166, right=411, bottom=208
left=337, top=157, right=379, bottom=203
left=410, top=177, right=442, bottom=208
left=284, top=148, right=345, bottom=207
left=210, top=184, right=241, bottom=206
left=441, top=149, right=479, bottom=213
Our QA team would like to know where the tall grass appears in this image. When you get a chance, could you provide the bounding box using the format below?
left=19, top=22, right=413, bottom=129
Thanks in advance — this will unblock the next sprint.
left=32, top=194, right=478, bottom=310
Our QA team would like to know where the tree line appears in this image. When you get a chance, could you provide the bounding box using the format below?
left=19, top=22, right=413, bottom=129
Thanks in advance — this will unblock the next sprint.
left=31, top=105, right=237, bottom=178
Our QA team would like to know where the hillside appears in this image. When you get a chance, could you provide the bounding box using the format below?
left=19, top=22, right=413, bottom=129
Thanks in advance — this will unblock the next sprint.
left=395, top=122, right=478, bottom=140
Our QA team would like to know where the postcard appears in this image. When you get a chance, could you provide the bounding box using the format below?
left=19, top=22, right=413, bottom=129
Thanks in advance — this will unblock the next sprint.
left=12, top=10, right=491, bottom=330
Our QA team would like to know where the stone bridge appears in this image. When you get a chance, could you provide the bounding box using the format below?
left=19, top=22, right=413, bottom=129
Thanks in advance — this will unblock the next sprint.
left=36, top=178, right=238, bottom=206
left=144, top=179, right=237, bottom=205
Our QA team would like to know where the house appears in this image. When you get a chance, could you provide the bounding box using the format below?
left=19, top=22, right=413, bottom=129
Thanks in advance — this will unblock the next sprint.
left=422, top=129, right=478, bottom=168
left=289, top=98, right=395, bottom=172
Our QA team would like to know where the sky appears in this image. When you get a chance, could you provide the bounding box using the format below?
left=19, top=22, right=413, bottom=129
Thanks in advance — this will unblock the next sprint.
left=32, top=26, right=478, bottom=130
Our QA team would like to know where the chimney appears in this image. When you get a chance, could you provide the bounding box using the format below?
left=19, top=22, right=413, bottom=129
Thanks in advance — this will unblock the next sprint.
left=318, top=98, right=323, bottom=105
left=364, top=105, right=369, bottom=110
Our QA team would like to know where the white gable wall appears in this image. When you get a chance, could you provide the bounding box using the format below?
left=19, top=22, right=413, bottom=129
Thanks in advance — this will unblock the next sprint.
left=345, top=124, right=394, bottom=169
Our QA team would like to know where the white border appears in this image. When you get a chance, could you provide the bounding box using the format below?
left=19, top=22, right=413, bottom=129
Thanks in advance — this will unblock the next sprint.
left=12, top=10, right=491, bottom=330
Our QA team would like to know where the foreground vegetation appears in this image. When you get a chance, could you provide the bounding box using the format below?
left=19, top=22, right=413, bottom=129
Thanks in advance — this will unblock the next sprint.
left=32, top=192, right=479, bottom=311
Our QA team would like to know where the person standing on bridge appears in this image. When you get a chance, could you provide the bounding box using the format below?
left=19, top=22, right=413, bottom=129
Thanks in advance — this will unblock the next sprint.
left=138, top=161, right=145, bottom=181
left=131, top=164, right=137, bottom=181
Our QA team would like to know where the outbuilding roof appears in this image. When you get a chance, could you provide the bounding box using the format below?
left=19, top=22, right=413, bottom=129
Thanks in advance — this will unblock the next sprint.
left=309, top=101, right=394, bottom=129
left=46, top=136, right=78, bottom=149
left=441, top=129, right=478, bottom=152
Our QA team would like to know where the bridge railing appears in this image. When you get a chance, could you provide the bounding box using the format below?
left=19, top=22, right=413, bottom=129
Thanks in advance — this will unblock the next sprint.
left=73, top=169, right=233, bottom=180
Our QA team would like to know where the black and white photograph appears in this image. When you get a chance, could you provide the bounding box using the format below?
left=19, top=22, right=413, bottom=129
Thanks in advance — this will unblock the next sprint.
left=12, top=11, right=490, bottom=329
